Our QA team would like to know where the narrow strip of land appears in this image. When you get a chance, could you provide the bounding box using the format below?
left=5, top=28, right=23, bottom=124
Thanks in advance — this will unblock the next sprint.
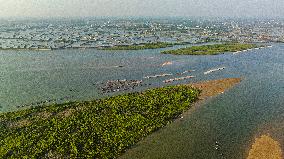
left=161, top=43, right=262, bottom=55
left=100, top=42, right=176, bottom=50
left=190, top=78, right=241, bottom=99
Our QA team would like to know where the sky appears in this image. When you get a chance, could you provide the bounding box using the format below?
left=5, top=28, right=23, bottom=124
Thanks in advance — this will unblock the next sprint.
left=0, top=0, right=283, bottom=18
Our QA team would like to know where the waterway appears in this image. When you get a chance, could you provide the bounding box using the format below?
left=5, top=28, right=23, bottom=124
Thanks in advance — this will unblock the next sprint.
left=0, top=44, right=283, bottom=158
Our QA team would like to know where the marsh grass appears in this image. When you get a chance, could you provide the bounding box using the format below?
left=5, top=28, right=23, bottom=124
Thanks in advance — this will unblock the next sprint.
left=161, top=43, right=261, bottom=55
left=0, top=85, right=200, bottom=158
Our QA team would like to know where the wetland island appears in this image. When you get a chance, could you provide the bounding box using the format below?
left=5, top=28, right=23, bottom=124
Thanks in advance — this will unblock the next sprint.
left=0, top=78, right=240, bottom=158
left=161, top=43, right=263, bottom=55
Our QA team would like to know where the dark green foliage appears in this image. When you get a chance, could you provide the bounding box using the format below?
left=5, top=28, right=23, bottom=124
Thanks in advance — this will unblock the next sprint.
left=101, top=42, right=175, bottom=50
left=0, top=85, right=200, bottom=158
left=161, top=43, right=261, bottom=55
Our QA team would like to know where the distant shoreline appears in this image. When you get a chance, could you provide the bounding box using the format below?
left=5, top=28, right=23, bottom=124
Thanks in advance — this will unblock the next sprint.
left=0, top=42, right=279, bottom=52
left=0, top=48, right=52, bottom=51
left=98, top=42, right=188, bottom=50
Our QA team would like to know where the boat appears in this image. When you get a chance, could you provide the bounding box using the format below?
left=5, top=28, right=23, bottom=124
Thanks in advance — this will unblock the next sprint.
left=162, top=61, right=173, bottom=66
left=233, top=51, right=241, bottom=55
left=114, top=65, right=124, bottom=68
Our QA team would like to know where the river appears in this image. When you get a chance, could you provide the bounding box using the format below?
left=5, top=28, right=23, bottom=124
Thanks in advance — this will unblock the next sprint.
left=0, top=44, right=283, bottom=158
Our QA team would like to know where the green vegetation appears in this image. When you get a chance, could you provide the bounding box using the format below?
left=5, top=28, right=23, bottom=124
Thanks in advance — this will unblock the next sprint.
left=101, top=42, right=176, bottom=50
left=161, top=43, right=260, bottom=55
left=0, top=85, right=200, bottom=158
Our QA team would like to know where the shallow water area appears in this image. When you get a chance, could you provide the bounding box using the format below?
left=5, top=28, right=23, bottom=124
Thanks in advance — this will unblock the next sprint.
left=0, top=43, right=284, bottom=158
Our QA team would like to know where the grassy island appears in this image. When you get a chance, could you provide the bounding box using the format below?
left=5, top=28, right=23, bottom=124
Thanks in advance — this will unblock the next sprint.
left=0, top=78, right=242, bottom=158
left=0, top=85, right=200, bottom=158
left=161, top=43, right=260, bottom=55
left=101, top=42, right=176, bottom=50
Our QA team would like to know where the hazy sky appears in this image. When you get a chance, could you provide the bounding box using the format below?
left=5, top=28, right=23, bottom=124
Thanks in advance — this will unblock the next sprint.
left=0, top=0, right=283, bottom=18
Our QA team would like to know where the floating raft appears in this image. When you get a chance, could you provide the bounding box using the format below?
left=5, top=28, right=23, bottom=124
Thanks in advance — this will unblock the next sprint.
left=204, top=67, right=226, bottom=75
left=163, top=76, right=195, bottom=83
left=178, top=70, right=195, bottom=75
left=233, top=46, right=271, bottom=55
left=144, top=73, right=173, bottom=79
left=100, top=79, right=143, bottom=93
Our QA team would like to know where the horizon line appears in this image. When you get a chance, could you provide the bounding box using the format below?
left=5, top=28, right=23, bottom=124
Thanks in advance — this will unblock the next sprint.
left=0, top=15, right=283, bottom=21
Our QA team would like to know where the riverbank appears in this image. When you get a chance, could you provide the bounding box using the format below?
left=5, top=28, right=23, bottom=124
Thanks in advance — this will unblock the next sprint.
left=161, top=43, right=262, bottom=55
left=0, top=78, right=241, bottom=158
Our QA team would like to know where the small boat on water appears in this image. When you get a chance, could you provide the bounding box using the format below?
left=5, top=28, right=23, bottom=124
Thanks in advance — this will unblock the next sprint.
left=233, top=51, right=242, bottom=55
left=114, top=65, right=124, bottom=68
left=204, top=67, right=226, bottom=75
left=178, top=70, right=196, bottom=75
left=162, top=61, right=173, bottom=66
